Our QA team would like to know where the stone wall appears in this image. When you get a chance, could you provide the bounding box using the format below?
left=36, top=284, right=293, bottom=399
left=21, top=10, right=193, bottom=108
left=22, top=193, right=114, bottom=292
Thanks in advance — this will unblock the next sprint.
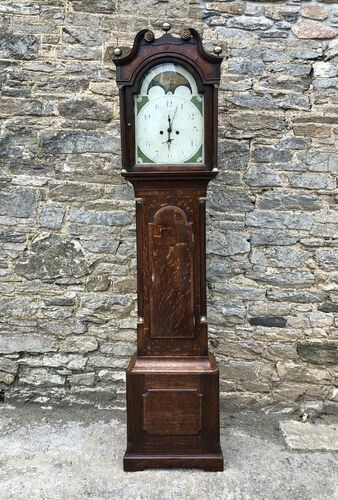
left=0, top=0, right=337, bottom=412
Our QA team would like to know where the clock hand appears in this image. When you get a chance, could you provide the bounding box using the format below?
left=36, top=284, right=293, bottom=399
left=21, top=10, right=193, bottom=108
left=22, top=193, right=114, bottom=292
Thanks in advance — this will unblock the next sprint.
left=162, top=138, right=173, bottom=145
left=167, top=114, right=172, bottom=134
left=171, top=106, right=178, bottom=126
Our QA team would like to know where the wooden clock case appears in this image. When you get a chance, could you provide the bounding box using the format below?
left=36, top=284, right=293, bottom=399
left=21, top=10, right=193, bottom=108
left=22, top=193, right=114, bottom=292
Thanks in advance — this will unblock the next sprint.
left=114, top=26, right=224, bottom=472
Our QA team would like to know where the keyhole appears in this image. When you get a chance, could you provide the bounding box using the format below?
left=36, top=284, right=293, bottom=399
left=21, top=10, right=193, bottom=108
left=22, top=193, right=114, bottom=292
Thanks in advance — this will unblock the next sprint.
left=176, top=131, right=180, bottom=135
left=160, top=130, right=164, bottom=135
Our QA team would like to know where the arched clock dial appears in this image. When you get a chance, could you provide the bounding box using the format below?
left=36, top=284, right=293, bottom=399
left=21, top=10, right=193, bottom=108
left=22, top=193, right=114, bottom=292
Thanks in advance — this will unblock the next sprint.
left=135, top=63, right=204, bottom=165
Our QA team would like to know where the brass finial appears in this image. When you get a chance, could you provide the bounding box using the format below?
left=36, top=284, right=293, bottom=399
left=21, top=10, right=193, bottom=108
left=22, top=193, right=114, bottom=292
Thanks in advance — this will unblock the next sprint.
left=113, top=47, right=122, bottom=57
left=162, top=21, right=171, bottom=32
left=113, top=37, right=122, bottom=57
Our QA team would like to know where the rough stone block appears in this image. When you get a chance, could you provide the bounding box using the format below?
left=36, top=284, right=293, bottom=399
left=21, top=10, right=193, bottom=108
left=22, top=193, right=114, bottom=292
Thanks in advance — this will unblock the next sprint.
left=70, top=373, right=95, bottom=386
left=0, top=372, right=15, bottom=384
left=60, top=336, right=98, bottom=353
left=206, top=2, right=244, bottom=15
left=0, top=358, right=18, bottom=374
left=271, top=63, right=312, bottom=77
left=288, top=173, right=335, bottom=190
left=265, top=5, right=299, bottom=21
left=58, top=98, right=113, bottom=122
left=249, top=316, right=286, bottom=328
left=39, top=201, right=65, bottom=229
left=100, top=341, right=135, bottom=356
left=244, top=165, right=283, bottom=187
left=251, top=246, right=310, bottom=269
left=19, top=368, right=65, bottom=386
left=19, top=354, right=87, bottom=370
left=49, top=182, right=101, bottom=202
left=252, top=146, right=293, bottom=163
left=226, top=16, right=273, bottom=30
left=325, top=39, right=338, bottom=60
left=228, top=59, right=265, bottom=76
left=207, top=230, right=250, bottom=256
left=247, top=270, right=315, bottom=288
left=208, top=188, right=254, bottom=212
left=298, top=342, right=338, bottom=364
left=267, top=289, right=328, bottom=304
left=257, top=191, right=323, bottom=211
left=0, top=187, right=38, bottom=218
left=250, top=231, right=298, bottom=246
left=311, top=223, right=337, bottom=237
left=40, top=130, right=119, bottom=154
left=0, top=334, right=58, bottom=354
left=213, top=281, right=266, bottom=300
left=274, top=382, right=327, bottom=401
left=0, top=34, right=38, bottom=59
left=292, top=19, right=336, bottom=39
left=313, top=62, right=337, bottom=78
left=0, top=98, right=43, bottom=117
left=218, top=139, right=250, bottom=169
left=206, top=255, right=231, bottom=281
left=44, top=296, right=75, bottom=307
left=68, top=0, right=116, bottom=13
left=293, top=123, right=332, bottom=139
left=0, top=296, right=39, bottom=319
left=229, top=112, right=287, bottom=134
left=318, top=302, right=338, bottom=313
left=313, top=78, right=338, bottom=90
left=220, top=360, right=275, bottom=382
left=247, top=211, right=312, bottom=230
left=277, top=361, right=330, bottom=383
left=15, top=234, right=89, bottom=280
left=302, top=4, right=328, bottom=20
left=211, top=300, right=246, bottom=322
left=315, top=248, right=338, bottom=270
left=68, top=208, right=131, bottom=226
left=85, top=275, right=110, bottom=292
left=36, top=77, right=89, bottom=93
left=0, top=3, right=40, bottom=14
left=62, top=27, right=107, bottom=46
left=228, top=92, right=310, bottom=110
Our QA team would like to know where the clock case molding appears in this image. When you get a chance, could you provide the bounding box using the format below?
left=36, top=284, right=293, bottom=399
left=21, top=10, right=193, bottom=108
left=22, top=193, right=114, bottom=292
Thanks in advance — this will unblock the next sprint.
left=114, top=27, right=224, bottom=472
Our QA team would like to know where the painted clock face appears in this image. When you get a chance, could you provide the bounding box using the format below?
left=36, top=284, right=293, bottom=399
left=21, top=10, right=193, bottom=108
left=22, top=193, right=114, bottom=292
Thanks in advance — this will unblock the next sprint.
left=135, top=63, right=204, bottom=165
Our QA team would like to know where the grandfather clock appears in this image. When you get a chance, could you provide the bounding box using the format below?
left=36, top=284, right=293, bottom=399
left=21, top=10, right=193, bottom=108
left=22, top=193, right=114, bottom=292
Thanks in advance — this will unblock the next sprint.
left=113, top=23, right=224, bottom=472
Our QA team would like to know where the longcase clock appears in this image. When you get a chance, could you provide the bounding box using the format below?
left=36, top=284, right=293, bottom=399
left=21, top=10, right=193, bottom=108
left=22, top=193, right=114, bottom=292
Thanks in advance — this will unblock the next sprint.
left=113, top=23, right=224, bottom=472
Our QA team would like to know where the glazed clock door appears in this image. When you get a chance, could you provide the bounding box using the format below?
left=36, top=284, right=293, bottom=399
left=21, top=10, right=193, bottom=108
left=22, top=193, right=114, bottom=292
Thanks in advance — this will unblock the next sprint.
left=135, top=63, right=204, bottom=165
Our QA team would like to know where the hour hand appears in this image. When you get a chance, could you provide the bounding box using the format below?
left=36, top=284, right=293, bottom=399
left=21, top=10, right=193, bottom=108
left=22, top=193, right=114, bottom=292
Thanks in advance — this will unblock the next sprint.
left=162, top=138, right=173, bottom=145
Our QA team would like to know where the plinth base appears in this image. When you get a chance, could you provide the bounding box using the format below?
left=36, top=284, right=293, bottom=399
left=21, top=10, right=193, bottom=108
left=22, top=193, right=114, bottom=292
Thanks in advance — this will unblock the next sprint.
left=124, top=452, right=224, bottom=472
left=124, top=354, right=223, bottom=472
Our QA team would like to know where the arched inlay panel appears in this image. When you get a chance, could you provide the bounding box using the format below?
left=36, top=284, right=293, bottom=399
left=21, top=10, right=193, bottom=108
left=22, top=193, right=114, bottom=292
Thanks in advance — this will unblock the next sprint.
left=148, top=206, right=194, bottom=338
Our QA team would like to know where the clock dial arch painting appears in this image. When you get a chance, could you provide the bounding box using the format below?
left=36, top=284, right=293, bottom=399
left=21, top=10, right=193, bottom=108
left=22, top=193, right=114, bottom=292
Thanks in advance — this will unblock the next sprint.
left=135, top=63, right=204, bottom=165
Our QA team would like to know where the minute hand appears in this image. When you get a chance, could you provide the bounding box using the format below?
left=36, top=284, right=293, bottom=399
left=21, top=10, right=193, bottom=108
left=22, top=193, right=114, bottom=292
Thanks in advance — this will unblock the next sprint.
left=167, top=114, right=172, bottom=134
left=171, top=107, right=178, bottom=127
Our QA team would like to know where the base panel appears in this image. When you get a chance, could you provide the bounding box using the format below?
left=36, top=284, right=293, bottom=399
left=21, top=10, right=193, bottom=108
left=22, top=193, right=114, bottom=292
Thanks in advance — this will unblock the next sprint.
left=124, top=452, right=224, bottom=472
left=124, top=354, right=223, bottom=472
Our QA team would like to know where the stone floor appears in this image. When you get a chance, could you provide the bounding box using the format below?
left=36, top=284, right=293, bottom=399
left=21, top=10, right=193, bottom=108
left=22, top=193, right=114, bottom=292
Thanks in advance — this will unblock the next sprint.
left=0, top=404, right=337, bottom=500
